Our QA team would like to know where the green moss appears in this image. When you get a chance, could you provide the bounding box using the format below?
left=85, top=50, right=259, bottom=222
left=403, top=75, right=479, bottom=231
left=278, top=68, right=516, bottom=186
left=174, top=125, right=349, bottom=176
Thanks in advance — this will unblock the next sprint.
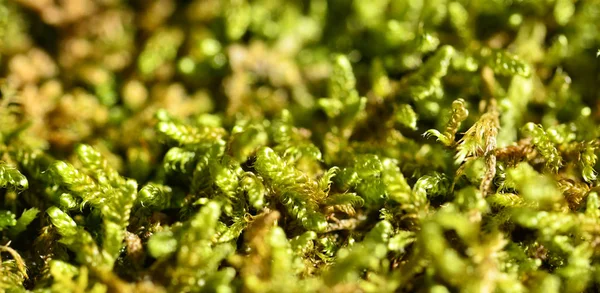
left=1, top=0, right=600, bottom=292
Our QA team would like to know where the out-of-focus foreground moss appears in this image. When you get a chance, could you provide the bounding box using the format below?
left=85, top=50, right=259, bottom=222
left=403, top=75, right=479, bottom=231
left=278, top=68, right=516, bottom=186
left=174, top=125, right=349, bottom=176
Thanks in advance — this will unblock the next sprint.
left=1, top=0, right=600, bottom=292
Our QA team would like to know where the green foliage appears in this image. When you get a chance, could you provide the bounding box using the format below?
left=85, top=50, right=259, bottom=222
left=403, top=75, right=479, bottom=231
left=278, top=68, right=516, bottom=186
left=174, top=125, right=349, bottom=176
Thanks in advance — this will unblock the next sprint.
left=579, top=141, right=598, bottom=182
left=336, top=154, right=411, bottom=207
left=0, top=161, right=28, bottom=191
left=156, top=110, right=227, bottom=148
left=324, top=221, right=393, bottom=286
left=395, top=104, right=418, bottom=130
left=480, top=48, right=531, bottom=77
left=147, top=230, right=178, bottom=259
left=498, top=76, right=533, bottom=146
left=401, top=45, right=455, bottom=104
left=164, top=201, right=236, bottom=292
left=139, top=182, right=173, bottom=209
left=506, top=163, right=563, bottom=208
left=9, top=208, right=39, bottom=236
left=0, top=210, right=16, bottom=231
left=240, top=172, right=266, bottom=209
left=3, top=0, right=600, bottom=292
left=224, top=0, right=251, bottom=41
left=138, top=29, right=184, bottom=77
left=229, top=119, right=268, bottom=162
left=255, top=147, right=328, bottom=232
left=522, top=123, right=563, bottom=172
left=46, top=206, right=106, bottom=269
left=47, top=145, right=138, bottom=270
left=320, top=55, right=367, bottom=162
left=425, top=99, right=469, bottom=147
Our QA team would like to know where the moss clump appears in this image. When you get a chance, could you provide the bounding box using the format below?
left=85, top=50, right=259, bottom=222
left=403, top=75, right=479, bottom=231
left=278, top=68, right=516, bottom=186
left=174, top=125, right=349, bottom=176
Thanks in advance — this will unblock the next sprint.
left=1, top=0, right=600, bottom=292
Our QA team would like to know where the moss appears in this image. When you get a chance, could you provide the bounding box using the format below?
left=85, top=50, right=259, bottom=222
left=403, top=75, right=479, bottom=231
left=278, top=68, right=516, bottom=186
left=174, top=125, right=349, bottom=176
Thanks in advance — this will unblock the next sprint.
left=1, top=0, right=600, bottom=292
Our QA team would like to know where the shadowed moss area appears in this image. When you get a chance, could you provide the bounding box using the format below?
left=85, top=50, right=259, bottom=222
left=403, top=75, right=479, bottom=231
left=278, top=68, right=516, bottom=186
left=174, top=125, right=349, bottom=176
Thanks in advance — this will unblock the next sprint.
left=1, top=0, right=600, bottom=292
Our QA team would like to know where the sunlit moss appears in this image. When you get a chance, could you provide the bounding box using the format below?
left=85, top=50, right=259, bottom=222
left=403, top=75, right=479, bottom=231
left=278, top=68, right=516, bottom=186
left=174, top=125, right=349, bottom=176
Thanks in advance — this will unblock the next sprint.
left=1, top=0, right=600, bottom=292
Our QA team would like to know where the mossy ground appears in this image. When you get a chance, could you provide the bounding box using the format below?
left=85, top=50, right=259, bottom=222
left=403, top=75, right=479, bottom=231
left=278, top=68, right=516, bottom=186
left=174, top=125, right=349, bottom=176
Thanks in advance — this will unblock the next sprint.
left=1, top=0, right=600, bottom=292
